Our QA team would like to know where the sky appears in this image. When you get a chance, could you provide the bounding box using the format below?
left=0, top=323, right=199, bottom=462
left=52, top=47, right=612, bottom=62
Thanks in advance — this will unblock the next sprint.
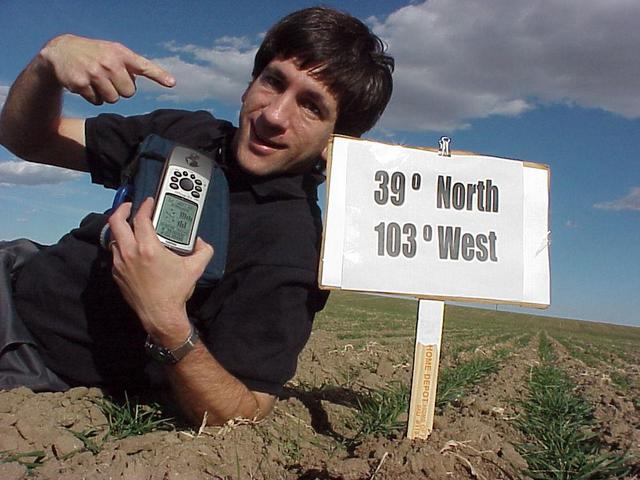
left=0, top=0, right=638, bottom=327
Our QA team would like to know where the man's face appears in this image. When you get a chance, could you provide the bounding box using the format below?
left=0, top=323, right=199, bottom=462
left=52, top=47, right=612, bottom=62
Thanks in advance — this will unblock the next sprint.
left=232, top=58, right=339, bottom=177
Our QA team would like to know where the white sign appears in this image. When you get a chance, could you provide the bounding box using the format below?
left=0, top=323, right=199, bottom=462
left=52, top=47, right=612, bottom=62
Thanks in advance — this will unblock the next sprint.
left=320, top=136, right=550, bottom=307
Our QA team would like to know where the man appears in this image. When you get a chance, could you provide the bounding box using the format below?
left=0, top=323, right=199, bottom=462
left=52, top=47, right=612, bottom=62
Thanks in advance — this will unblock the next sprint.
left=0, top=7, right=393, bottom=425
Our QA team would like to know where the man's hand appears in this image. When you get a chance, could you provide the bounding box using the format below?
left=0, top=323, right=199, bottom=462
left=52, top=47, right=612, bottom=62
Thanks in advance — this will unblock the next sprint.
left=108, top=198, right=273, bottom=425
left=0, top=34, right=175, bottom=169
left=40, top=34, right=175, bottom=105
left=108, top=198, right=213, bottom=346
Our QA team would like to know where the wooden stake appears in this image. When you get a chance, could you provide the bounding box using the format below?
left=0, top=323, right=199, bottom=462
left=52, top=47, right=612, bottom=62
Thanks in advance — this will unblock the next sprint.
left=407, top=300, right=444, bottom=439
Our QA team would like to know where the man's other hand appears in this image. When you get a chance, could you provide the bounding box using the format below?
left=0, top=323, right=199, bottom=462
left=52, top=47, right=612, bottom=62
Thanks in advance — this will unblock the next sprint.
left=40, top=34, right=176, bottom=105
left=108, top=198, right=213, bottom=345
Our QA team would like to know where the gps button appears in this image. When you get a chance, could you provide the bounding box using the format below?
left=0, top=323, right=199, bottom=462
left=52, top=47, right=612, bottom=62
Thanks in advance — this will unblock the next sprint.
left=179, top=178, right=194, bottom=191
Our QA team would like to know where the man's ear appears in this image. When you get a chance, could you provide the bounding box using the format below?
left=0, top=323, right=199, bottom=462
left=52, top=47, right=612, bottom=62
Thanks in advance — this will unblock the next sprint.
left=321, top=143, right=330, bottom=164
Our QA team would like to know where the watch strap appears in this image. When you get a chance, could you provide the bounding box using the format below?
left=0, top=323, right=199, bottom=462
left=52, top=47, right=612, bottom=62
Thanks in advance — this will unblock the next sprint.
left=145, top=324, right=200, bottom=364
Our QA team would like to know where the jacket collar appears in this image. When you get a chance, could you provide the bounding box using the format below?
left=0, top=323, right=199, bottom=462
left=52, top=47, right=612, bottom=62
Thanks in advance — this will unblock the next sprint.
left=247, top=168, right=325, bottom=201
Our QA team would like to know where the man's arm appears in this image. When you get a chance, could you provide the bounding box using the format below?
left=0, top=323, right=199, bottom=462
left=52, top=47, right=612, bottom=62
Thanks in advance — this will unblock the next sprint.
left=0, top=50, right=87, bottom=171
left=108, top=199, right=275, bottom=425
left=166, top=331, right=276, bottom=425
left=0, top=34, right=174, bottom=171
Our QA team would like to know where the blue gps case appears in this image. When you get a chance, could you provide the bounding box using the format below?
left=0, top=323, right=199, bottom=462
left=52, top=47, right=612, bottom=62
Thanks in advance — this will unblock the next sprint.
left=127, top=134, right=229, bottom=285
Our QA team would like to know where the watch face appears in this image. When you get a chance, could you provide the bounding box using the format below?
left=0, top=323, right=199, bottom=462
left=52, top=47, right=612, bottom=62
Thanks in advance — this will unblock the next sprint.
left=144, top=330, right=199, bottom=364
left=145, top=337, right=178, bottom=364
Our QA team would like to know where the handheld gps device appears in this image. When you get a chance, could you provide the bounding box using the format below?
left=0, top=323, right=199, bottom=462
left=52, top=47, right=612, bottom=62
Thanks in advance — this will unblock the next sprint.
left=151, top=145, right=215, bottom=255
left=100, top=134, right=229, bottom=284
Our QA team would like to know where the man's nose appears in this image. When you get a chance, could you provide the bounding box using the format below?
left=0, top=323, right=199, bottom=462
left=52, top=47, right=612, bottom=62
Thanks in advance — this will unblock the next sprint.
left=260, top=93, right=293, bottom=132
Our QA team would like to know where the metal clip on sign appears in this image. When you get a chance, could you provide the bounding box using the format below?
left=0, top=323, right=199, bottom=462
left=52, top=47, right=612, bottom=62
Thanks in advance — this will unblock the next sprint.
left=438, top=136, right=451, bottom=157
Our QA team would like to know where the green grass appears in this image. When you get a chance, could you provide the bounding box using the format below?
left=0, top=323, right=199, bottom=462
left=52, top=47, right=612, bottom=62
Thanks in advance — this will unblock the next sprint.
left=311, top=292, right=640, bottom=477
left=552, top=335, right=624, bottom=369
left=350, top=382, right=409, bottom=440
left=96, top=393, right=174, bottom=440
left=538, top=331, right=557, bottom=363
left=0, top=396, right=173, bottom=471
left=493, top=333, right=517, bottom=343
left=281, top=418, right=303, bottom=465
left=611, top=348, right=639, bottom=365
left=70, top=429, right=102, bottom=454
left=315, top=292, right=417, bottom=346
left=317, top=291, right=640, bottom=357
left=515, top=332, right=534, bottom=347
left=517, top=366, right=630, bottom=479
left=515, top=333, right=632, bottom=479
left=610, top=371, right=635, bottom=392
left=436, top=349, right=508, bottom=408
left=0, top=450, right=46, bottom=471
left=445, top=342, right=479, bottom=363
left=316, top=290, right=640, bottom=401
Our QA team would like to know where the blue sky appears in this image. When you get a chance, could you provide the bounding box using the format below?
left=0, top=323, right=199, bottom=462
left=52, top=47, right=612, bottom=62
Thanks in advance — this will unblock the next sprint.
left=1, top=0, right=638, bottom=327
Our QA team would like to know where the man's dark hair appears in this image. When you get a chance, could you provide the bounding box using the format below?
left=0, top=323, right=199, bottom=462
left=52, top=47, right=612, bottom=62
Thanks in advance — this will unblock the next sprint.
left=253, top=7, right=394, bottom=137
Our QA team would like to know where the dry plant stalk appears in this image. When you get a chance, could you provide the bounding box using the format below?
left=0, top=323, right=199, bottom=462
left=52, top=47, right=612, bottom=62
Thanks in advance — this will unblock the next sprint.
left=369, top=451, right=389, bottom=480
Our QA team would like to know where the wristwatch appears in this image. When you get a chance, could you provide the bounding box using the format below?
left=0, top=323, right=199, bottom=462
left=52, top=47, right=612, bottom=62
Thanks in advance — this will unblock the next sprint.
left=144, top=325, right=200, bottom=364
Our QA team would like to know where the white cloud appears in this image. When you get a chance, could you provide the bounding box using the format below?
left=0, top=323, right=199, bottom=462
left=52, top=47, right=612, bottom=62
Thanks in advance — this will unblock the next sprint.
left=0, top=160, right=82, bottom=186
left=0, top=84, right=9, bottom=109
left=371, top=0, right=640, bottom=132
left=132, top=2, right=640, bottom=132
left=593, top=187, right=640, bottom=211
left=138, top=36, right=257, bottom=105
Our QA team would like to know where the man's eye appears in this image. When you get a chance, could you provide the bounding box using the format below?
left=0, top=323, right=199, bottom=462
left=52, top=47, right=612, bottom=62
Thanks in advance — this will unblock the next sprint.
left=303, top=101, right=322, bottom=118
left=262, top=74, right=282, bottom=90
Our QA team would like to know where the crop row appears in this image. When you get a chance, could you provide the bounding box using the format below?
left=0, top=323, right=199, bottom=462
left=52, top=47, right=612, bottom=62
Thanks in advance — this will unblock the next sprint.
left=515, top=332, right=634, bottom=479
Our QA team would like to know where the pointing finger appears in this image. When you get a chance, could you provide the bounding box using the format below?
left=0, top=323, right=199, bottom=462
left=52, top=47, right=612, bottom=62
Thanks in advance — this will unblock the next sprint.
left=127, top=53, right=175, bottom=88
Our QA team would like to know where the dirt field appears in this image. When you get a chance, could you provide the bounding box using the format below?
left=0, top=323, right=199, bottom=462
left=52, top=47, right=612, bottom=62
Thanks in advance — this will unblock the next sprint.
left=1, top=292, right=638, bottom=479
